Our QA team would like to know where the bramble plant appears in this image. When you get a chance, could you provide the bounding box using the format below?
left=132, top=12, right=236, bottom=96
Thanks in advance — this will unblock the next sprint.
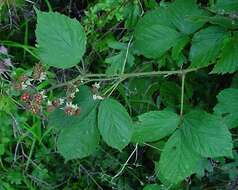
left=1, top=0, right=238, bottom=189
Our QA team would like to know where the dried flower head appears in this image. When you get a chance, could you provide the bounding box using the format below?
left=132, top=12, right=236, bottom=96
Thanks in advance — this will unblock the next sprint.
left=18, top=75, right=28, bottom=83
left=13, top=81, right=23, bottom=90
left=63, top=102, right=79, bottom=116
left=32, top=64, right=45, bottom=81
left=33, top=93, right=43, bottom=104
left=21, top=92, right=30, bottom=102
left=64, top=106, right=75, bottom=116
left=30, top=103, right=40, bottom=114
left=50, top=99, right=57, bottom=107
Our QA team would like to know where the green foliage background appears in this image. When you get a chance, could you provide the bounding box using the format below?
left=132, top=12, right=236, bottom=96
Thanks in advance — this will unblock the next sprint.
left=0, top=0, right=238, bottom=189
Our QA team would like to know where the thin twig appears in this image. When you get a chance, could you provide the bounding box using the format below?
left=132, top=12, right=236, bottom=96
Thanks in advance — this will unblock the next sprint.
left=25, top=139, right=36, bottom=171
left=111, top=143, right=138, bottom=181
left=47, top=67, right=200, bottom=92
left=121, top=36, right=133, bottom=74
left=144, top=143, right=163, bottom=151
left=80, top=165, right=104, bottom=190
left=180, top=73, right=186, bottom=117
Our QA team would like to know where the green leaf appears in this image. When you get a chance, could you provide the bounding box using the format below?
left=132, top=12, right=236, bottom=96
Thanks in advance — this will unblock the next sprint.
left=6, top=170, right=23, bottom=185
left=211, top=0, right=238, bottom=14
left=168, top=0, right=207, bottom=34
left=157, top=110, right=233, bottom=184
left=35, top=10, right=86, bottom=68
left=135, top=22, right=181, bottom=59
left=158, top=130, right=203, bottom=184
left=194, top=15, right=238, bottom=30
left=105, top=49, right=134, bottom=75
left=123, top=2, right=140, bottom=29
left=48, top=86, right=99, bottom=160
left=160, top=81, right=181, bottom=107
left=135, top=0, right=206, bottom=59
left=57, top=108, right=99, bottom=160
left=214, top=88, right=238, bottom=129
left=132, top=110, right=180, bottom=143
left=49, top=86, right=98, bottom=129
left=182, top=110, right=233, bottom=158
left=134, top=8, right=180, bottom=59
left=212, top=34, right=238, bottom=74
left=98, top=98, right=133, bottom=150
left=0, top=144, right=4, bottom=156
left=143, top=184, right=162, bottom=190
left=172, top=35, right=190, bottom=60
left=190, top=26, right=228, bottom=68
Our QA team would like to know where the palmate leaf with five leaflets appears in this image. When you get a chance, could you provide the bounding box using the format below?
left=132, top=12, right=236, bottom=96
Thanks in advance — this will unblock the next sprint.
left=35, top=10, right=86, bottom=69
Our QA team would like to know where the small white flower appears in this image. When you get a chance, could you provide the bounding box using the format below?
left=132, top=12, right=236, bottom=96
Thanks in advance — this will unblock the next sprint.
left=38, top=72, right=47, bottom=82
left=59, top=98, right=65, bottom=105
left=25, top=79, right=33, bottom=86
left=93, top=82, right=100, bottom=89
left=70, top=92, right=76, bottom=98
left=66, top=102, right=78, bottom=109
left=93, top=95, right=97, bottom=100
left=47, top=100, right=52, bottom=106
left=22, top=83, right=28, bottom=90
left=72, top=104, right=78, bottom=109
left=93, top=94, right=104, bottom=100
left=66, top=102, right=72, bottom=107
left=40, top=91, right=47, bottom=99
